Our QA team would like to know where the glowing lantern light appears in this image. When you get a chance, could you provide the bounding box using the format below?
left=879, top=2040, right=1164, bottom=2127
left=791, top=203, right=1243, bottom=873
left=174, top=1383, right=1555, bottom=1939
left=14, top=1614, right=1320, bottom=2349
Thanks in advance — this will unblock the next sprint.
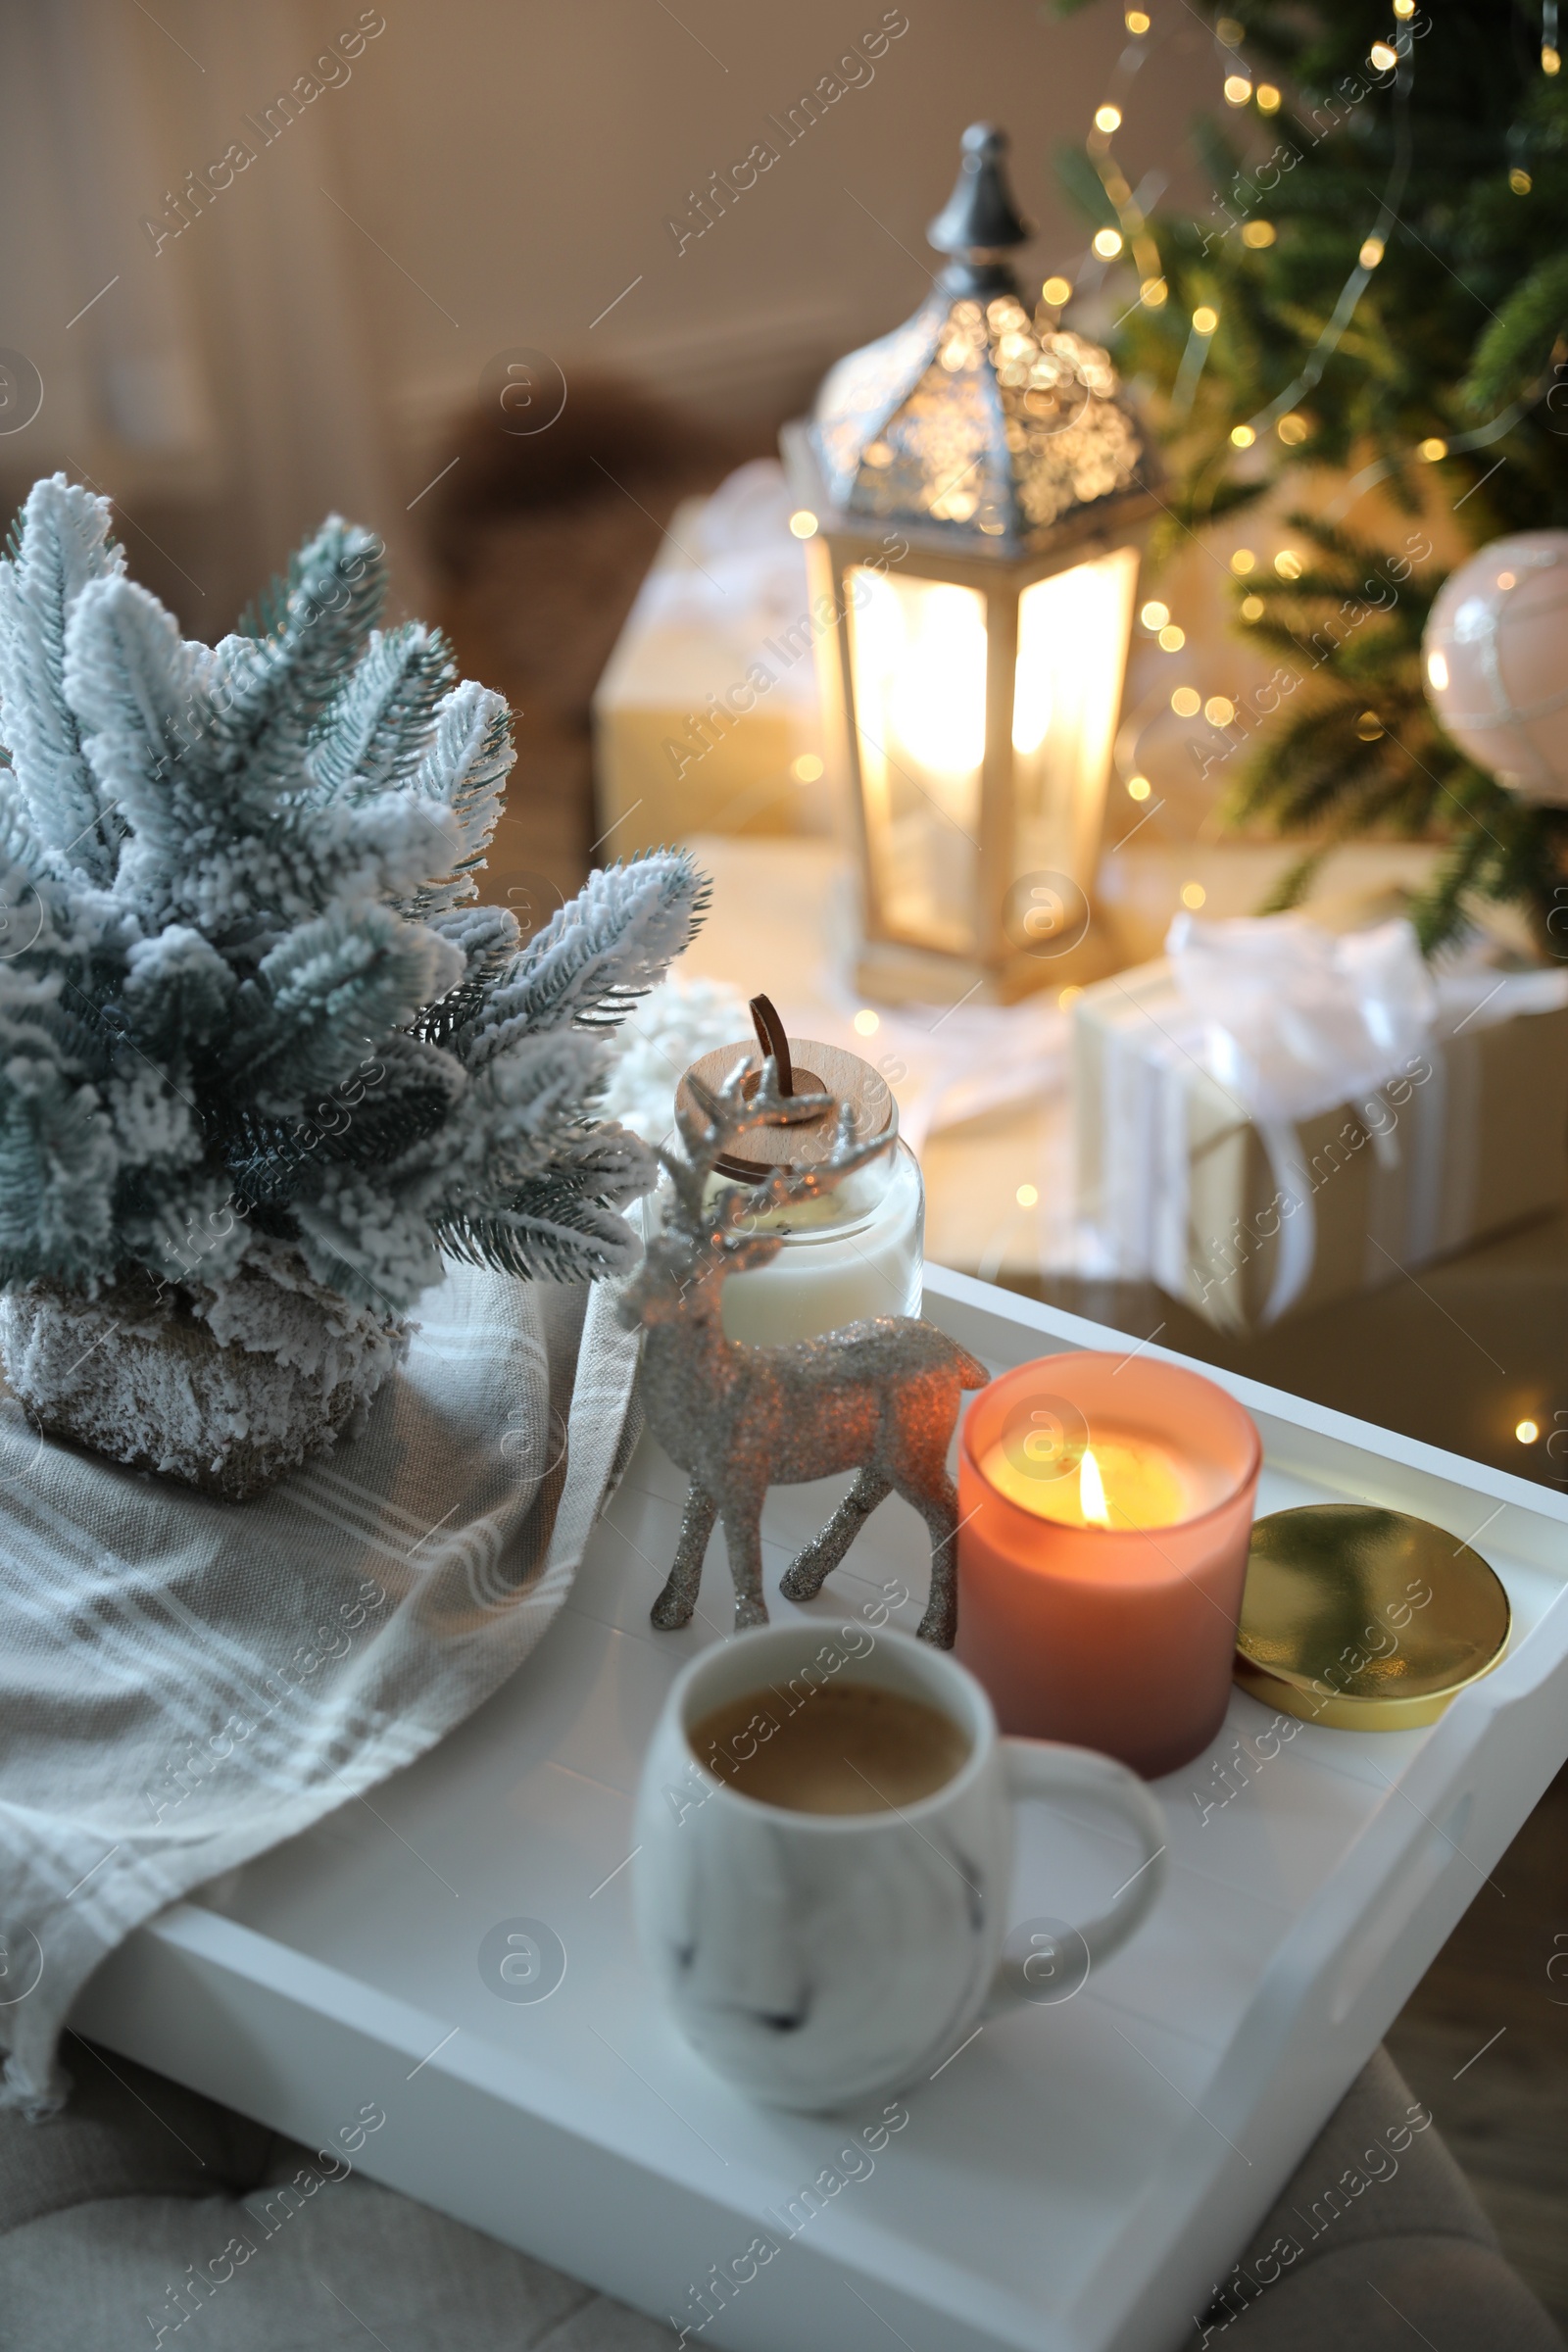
left=781, top=123, right=1155, bottom=1001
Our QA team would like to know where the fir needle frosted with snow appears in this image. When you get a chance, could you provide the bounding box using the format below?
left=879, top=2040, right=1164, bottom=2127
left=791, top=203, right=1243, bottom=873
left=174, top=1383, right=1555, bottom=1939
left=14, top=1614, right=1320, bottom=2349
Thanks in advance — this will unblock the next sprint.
left=0, top=475, right=705, bottom=1496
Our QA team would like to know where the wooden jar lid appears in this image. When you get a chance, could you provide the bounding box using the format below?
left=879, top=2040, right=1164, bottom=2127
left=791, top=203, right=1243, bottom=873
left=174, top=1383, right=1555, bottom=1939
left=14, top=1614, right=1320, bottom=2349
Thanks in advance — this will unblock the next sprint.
left=674, top=996, right=897, bottom=1181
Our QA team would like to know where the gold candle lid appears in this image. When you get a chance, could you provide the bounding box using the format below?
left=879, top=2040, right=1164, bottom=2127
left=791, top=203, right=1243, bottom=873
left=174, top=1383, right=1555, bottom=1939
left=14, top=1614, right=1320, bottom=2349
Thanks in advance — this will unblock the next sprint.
left=675, top=994, right=895, bottom=1181
left=1234, top=1504, right=1511, bottom=1731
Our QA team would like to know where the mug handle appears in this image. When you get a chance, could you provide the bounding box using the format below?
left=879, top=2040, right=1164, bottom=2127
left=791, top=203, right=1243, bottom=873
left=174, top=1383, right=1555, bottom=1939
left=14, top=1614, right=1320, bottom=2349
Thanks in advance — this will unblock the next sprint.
left=987, top=1739, right=1168, bottom=2012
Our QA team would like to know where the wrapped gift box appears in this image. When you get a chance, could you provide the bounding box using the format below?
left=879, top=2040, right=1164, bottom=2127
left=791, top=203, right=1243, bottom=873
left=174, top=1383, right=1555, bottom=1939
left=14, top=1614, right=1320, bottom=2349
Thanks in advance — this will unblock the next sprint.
left=592, top=463, right=831, bottom=855
left=1076, top=918, right=1568, bottom=1332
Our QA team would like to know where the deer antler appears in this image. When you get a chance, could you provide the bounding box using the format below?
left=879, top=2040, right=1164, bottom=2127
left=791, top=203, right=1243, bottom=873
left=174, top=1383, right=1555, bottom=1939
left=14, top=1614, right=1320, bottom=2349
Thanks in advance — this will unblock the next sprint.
left=658, top=1054, right=822, bottom=1228
left=658, top=1054, right=893, bottom=1257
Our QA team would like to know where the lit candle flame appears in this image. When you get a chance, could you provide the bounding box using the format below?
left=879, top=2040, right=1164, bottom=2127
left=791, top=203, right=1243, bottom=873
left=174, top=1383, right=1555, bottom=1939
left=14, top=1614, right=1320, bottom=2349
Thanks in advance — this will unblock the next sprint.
left=1079, top=1446, right=1110, bottom=1527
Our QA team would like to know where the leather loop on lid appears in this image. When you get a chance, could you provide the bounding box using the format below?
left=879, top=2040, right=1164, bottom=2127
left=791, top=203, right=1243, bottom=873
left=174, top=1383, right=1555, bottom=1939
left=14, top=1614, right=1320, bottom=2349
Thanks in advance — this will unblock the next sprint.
left=676, top=996, right=897, bottom=1183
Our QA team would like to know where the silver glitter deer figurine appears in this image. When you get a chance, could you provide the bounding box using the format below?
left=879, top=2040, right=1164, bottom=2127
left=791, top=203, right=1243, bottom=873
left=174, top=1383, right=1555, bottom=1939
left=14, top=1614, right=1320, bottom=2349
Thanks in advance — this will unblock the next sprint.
left=618, top=1054, right=989, bottom=1646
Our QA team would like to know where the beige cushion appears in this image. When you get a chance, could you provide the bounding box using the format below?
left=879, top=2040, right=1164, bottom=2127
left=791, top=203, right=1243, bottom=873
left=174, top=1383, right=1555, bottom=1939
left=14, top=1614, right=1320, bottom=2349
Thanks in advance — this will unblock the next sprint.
left=2, top=2037, right=1559, bottom=2351
left=1189, top=2047, right=1562, bottom=2350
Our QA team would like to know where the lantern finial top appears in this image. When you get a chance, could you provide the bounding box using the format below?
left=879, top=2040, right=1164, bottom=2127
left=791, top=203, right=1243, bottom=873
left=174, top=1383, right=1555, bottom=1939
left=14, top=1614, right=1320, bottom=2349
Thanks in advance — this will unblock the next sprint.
left=926, top=123, right=1031, bottom=276
left=800, top=121, right=1155, bottom=554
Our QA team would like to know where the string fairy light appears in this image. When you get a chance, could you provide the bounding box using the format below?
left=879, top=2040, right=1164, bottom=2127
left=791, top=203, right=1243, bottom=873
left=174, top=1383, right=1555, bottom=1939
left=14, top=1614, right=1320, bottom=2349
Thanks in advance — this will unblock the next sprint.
left=1230, top=35, right=1415, bottom=447
left=1073, top=19, right=1165, bottom=313
left=1067, top=5, right=1369, bottom=769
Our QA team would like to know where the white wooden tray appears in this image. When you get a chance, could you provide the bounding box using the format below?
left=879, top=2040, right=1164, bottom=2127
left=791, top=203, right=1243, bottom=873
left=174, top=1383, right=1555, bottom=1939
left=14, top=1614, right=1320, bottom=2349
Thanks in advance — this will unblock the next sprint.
left=74, top=1267, right=1568, bottom=2352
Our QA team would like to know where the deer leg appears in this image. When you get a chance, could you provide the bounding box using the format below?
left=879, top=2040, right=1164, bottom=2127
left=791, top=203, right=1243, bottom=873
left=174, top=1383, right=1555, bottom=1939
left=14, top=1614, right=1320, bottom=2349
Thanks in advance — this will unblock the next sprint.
left=897, top=1466, right=960, bottom=1650
left=719, top=1499, right=770, bottom=1632
left=778, top=1468, right=894, bottom=1603
left=651, top=1482, right=718, bottom=1630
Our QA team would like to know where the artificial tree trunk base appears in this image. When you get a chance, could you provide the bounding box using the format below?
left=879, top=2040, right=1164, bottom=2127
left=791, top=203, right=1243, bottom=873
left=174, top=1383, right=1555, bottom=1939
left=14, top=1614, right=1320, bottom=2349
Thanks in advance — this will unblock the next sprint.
left=0, top=1253, right=409, bottom=1502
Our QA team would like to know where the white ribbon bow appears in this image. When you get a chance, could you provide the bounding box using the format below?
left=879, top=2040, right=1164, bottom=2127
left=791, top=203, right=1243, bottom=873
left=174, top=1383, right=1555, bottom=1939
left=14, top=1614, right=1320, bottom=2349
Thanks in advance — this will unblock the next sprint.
left=1167, top=911, right=1438, bottom=1123
left=629, top=458, right=810, bottom=640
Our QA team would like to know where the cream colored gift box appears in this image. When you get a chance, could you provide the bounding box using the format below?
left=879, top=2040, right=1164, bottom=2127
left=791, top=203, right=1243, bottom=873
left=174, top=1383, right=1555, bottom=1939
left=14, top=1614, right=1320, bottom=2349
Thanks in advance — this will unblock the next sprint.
left=592, top=469, right=832, bottom=855
left=1075, top=954, right=1568, bottom=1333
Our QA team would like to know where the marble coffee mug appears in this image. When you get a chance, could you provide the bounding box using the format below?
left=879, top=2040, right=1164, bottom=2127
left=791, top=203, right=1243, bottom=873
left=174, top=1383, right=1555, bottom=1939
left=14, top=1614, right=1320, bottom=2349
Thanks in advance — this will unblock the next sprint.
left=632, top=1619, right=1167, bottom=2112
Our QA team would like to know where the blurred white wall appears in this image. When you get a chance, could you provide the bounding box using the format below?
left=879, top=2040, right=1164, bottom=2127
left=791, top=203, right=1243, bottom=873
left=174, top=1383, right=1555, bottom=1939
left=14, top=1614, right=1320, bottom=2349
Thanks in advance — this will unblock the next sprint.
left=0, top=0, right=1223, bottom=626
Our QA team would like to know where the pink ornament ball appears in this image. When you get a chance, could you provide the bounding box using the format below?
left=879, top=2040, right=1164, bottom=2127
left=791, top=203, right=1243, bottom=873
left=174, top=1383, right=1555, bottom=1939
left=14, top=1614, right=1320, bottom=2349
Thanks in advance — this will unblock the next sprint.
left=1422, top=530, right=1568, bottom=803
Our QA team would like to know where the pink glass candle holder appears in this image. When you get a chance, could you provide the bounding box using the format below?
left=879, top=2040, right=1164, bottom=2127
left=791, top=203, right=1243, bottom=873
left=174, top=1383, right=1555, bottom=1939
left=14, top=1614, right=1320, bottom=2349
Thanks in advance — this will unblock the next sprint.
left=956, top=1352, right=1262, bottom=1778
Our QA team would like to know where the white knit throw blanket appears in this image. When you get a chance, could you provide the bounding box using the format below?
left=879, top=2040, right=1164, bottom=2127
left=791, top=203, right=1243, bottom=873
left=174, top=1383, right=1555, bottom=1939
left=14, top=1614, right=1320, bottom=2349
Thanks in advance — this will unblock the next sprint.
left=0, top=1262, right=639, bottom=2113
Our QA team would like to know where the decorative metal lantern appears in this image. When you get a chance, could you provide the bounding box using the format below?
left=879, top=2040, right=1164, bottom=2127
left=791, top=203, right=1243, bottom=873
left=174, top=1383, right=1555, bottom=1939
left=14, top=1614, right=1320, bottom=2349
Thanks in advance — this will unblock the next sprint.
left=781, top=123, right=1156, bottom=1002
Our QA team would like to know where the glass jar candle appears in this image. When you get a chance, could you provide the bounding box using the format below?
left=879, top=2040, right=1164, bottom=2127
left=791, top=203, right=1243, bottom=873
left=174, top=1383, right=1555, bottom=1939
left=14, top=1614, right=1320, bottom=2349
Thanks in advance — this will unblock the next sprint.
left=668, top=1009, right=924, bottom=1346
left=956, top=1352, right=1261, bottom=1777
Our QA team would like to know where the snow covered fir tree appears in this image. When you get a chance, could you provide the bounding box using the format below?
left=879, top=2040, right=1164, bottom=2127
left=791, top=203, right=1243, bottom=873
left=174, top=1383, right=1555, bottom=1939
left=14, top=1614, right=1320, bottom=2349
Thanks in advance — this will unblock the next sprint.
left=0, top=475, right=706, bottom=1497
